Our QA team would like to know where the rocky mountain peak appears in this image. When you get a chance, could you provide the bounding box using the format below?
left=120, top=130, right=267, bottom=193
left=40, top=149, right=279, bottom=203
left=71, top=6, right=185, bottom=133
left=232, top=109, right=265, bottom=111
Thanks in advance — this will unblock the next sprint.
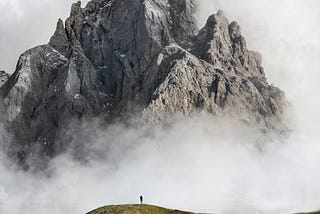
left=229, top=21, right=242, bottom=40
left=0, top=0, right=286, bottom=165
left=49, top=19, right=69, bottom=57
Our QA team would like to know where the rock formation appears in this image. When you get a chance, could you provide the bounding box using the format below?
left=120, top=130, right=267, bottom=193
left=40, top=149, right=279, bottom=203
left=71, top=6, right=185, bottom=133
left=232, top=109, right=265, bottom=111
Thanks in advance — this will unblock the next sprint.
left=0, top=71, right=8, bottom=88
left=0, top=0, right=285, bottom=163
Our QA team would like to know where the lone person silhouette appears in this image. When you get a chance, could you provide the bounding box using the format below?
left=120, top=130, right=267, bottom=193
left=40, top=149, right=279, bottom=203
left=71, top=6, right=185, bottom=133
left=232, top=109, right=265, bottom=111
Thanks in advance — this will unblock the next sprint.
left=140, top=195, right=143, bottom=204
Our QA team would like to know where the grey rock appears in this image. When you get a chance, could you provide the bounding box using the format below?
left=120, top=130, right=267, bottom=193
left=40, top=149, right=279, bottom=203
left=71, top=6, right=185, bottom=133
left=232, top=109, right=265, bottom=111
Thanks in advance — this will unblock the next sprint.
left=0, top=71, right=9, bottom=88
left=0, top=0, right=286, bottom=164
left=49, top=19, right=70, bottom=57
left=142, top=45, right=284, bottom=129
left=217, top=9, right=225, bottom=16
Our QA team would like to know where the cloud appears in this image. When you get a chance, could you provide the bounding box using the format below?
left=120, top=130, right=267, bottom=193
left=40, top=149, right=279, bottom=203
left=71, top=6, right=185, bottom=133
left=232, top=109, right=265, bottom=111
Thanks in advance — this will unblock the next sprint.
left=0, top=0, right=320, bottom=214
left=0, top=0, right=90, bottom=73
left=1, top=115, right=320, bottom=214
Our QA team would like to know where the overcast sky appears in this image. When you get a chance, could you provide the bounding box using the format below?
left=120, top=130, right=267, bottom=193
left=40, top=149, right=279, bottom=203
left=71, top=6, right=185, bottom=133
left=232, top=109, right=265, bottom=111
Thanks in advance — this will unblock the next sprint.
left=0, top=0, right=89, bottom=72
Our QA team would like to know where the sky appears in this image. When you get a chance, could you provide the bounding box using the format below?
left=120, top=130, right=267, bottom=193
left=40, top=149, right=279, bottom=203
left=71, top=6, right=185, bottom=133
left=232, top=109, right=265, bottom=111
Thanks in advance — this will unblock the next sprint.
left=0, top=0, right=320, bottom=213
left=0, top=0, right=89, bottom=73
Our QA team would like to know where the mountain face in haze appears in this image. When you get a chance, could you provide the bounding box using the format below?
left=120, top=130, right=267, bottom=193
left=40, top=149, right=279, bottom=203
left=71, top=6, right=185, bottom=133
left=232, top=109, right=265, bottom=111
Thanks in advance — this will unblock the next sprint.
left=0, top=0, right=285, bottom=162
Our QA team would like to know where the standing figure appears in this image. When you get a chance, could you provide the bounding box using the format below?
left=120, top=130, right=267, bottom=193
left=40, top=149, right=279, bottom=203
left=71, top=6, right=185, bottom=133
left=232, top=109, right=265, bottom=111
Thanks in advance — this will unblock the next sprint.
left=140, top=195, right=143, bottom=204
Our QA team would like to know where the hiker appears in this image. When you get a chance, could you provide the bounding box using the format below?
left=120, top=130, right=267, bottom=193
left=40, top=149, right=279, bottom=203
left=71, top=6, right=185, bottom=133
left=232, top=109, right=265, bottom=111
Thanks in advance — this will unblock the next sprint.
left=140, top=195, right=143, bottom=204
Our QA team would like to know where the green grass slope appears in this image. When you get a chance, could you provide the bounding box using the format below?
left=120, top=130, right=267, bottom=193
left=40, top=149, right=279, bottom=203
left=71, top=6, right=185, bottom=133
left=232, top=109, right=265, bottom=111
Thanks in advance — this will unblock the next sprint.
left=296, top=212, right=320, bottom=214
left=87, top=204, right=320, bottom=214
left=87, top=204, right=194, bottom=214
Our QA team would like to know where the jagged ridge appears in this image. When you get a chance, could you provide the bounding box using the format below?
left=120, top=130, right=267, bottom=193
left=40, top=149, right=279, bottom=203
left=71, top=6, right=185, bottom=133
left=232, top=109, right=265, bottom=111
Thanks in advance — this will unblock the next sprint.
left=0, top=0, right=285, bottom=164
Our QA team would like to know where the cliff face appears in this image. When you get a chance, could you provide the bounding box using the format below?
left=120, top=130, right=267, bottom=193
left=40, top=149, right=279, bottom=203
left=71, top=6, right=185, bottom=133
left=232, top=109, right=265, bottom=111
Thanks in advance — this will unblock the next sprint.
left=0, top=0, right=285, bottom=161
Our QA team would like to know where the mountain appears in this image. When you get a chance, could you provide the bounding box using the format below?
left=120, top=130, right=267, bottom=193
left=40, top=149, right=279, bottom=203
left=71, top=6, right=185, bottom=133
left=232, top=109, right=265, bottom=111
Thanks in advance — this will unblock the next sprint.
left=0, top=0, right=285, bottom=164
left=87, top=204, right=196, bottom=214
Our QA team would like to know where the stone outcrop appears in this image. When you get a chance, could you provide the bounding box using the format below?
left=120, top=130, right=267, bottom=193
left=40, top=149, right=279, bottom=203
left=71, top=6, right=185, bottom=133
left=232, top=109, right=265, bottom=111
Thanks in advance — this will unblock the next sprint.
left=0, top=71, right=8, bottom=88
left=0, top=0, right=285, bottom=163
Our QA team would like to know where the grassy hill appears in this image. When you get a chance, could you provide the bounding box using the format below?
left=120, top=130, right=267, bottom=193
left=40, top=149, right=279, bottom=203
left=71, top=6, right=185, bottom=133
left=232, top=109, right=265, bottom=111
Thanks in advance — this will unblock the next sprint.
left=296, top=212, right=320, bottom=214
left=87, top=204, right=320, bottom=214
left=87, top=204, right=195, bottom=214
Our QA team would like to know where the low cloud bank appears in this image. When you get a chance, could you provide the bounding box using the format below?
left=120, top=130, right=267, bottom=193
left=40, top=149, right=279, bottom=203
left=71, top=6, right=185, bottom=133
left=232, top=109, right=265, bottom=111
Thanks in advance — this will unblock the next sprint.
left=0, top=115, right=320, bottom=214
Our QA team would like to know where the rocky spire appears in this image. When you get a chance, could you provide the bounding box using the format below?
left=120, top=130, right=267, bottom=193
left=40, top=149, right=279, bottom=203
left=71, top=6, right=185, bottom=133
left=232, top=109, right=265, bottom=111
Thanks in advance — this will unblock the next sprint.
left=49, top=19, right=70, bottom=56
